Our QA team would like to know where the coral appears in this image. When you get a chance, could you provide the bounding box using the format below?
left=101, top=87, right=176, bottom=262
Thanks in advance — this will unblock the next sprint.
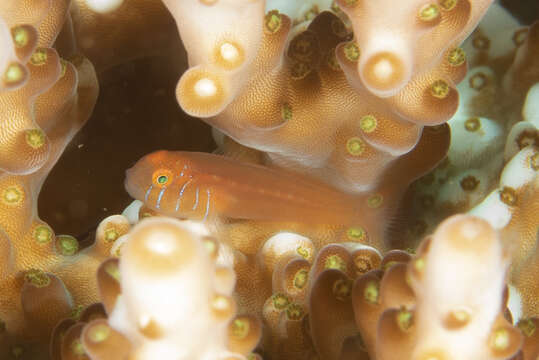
left=0, top=0, right=65, bottom=174
left=164, top=0, right=476, bottom=195
left=406, top=7, right=538, bottom=230
left=0, top=0, right=191, bottom=351
left=51, top=217, right=261, bottom=360
left=0, top=0, right=53, bottom=92
left=352, top=215, right=522, bottom=360
left=0, top=0, right=103, bottom=353
left=265, top=239, right=382, bottom=359
left=0, top=1, right=537, bottom=360
left=0, top=211, right=128, bottom=358
left=217, top=213, right=529, bottom=359
left=402, top=5, right=538, bottom=322
left=244, top=214, right=522, bottom=359
left=404, top=216, right=518, bottom=359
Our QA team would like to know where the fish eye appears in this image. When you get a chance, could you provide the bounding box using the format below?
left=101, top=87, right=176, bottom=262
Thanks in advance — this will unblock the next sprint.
left=152, top=169, right=174, bottom=187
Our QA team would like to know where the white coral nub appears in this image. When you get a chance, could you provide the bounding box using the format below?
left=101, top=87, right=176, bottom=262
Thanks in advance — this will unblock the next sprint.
left=107, top=217, right=241, bottom=360
left=409, top=215, right=521, bottom=360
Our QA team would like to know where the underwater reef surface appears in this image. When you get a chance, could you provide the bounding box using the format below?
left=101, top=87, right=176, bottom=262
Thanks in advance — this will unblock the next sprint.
left=0, top=0, right=538, bottom=359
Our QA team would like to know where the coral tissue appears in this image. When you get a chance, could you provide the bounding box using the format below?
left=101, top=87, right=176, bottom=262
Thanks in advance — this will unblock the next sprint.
left=0, top=0, right=538, bottom=360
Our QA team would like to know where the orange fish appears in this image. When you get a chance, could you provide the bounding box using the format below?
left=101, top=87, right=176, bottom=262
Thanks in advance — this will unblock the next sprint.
left=125, top=150, right=382, bottom=225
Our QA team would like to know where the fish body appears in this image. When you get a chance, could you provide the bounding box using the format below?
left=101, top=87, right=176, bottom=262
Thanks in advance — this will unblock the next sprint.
left=125, top=151, right=366, bottom=225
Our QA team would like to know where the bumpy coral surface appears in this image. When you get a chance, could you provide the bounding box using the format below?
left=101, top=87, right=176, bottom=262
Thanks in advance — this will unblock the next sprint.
left=0, top=1, right=537, bottom=360
left=353, top=215, right=523, bottom=360
left=0, top=2, right=102, bottom=358
left=52, top=217, right=261, bottom=360
left=404, top=3, right=539, bottom=325
left=166, top=0, right=480, bottom=195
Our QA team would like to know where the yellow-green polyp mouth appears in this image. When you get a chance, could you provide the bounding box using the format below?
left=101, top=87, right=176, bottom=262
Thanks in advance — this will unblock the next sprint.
left=3, top=62, right=27, bottom=85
